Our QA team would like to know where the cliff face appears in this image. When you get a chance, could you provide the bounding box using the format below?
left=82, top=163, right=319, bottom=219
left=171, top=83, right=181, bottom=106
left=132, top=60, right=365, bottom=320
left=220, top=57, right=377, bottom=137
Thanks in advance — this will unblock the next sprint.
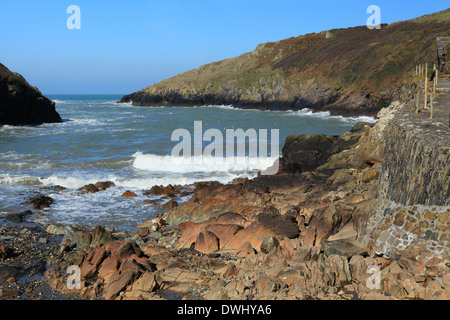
left=120, top=9, right=450, bottom=117
left=0, top=63, right=62, bottom=125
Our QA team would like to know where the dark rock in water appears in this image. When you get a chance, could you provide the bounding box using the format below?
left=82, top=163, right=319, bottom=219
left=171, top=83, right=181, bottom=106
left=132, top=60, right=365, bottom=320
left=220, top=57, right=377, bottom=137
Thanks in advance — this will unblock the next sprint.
left=78, top=184, right=100, bottom=193
left=0, top=63, right=62, bottom=125
left=5, top=210, right=33, bottom=223
left=94, top=181, right=116, bottom=190
left=27, top=194, right=53, bottom=209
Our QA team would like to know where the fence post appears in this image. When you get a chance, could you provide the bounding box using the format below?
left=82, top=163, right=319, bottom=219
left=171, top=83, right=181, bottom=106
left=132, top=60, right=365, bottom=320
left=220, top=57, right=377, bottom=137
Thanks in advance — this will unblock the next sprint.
left=429, top=93, right=434, bottom=119
left=433, top=64, right=437, bottom=94
left=415, top=88, right=420, bottom=115
left=424, top=63, right=428, bottom=110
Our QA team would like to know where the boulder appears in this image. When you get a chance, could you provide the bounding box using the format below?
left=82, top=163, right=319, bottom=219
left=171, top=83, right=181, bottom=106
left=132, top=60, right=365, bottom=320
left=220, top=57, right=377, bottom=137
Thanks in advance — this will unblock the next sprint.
left=194, top=231, right=220, bottom=254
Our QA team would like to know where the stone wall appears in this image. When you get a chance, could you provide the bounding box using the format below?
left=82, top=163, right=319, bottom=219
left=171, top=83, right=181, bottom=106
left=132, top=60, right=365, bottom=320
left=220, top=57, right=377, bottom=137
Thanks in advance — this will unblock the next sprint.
left=362, top=199, right=449, bottom=258
left=377, top=105, right=450, bottom=206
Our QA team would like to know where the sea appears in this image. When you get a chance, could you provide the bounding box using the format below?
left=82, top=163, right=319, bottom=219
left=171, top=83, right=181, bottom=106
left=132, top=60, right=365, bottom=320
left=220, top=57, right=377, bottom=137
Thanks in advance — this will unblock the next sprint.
left=0, top=94, right=376, bottom=232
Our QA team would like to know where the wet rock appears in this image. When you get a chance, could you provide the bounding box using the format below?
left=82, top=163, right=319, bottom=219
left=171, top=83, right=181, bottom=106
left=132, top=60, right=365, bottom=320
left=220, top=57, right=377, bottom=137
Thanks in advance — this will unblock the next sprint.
left=94, top=181, right=116, bottom=190
left=122, top=190, right=137, bottom=197
left=5, top=210, right=33, bottom=223
left=78, top=184, right=100, bottom=193
left=143, top=185, right=182, bottom=196
left=158, top=199, right=179, bottom=209
left=27, top=195, right=53, bottom=209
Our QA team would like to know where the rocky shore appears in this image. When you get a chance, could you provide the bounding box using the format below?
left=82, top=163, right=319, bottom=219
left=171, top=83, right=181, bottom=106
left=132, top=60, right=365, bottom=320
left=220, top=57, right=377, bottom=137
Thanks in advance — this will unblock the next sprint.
left=1, top=91, right=448, bottom=300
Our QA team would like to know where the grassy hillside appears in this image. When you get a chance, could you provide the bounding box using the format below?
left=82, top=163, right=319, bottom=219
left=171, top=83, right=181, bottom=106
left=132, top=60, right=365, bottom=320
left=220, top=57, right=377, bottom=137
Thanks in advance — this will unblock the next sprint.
left=120, top=9, right=450, bottom=116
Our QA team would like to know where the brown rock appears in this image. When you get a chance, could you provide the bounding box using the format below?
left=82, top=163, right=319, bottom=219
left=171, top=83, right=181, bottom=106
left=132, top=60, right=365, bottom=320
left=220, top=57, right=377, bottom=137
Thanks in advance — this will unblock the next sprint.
left=256, top=212, right=300, bottom=239
left=206, top=224, right=243, bottom=249
left=78, top=184, right=100, bottom=193
left=177, top=222, right=207, bottom=249
left=235, top=241, right=256, bottom=258
left=291, top=245, right=313, bottom=263
left=104, top=269, right=142, bottom=300
left=215, top=212, right=248, bottom=226
left=260, top=235, right=280, bottom=254
left=98, top=255, right=120, bottom=279
left=122, top=190, right=137, bottom=197
left=194, top=231, right=220, bottom=254
left=115, top=240, right=142, bottom=263
left=128, top=271, right=158, bottom=294
left=94, top=181, right=116, bottom=190
left=300, top=205, right=342, bottom=246
left=425, top=257, right=442, bottom=268
left=223, top=222, right=276, bottom=251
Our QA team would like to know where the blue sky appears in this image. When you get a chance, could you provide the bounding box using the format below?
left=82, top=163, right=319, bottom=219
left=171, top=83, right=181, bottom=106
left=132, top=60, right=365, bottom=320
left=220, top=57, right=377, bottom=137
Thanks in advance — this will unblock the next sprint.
left=0, top=1, right=448, bottom=94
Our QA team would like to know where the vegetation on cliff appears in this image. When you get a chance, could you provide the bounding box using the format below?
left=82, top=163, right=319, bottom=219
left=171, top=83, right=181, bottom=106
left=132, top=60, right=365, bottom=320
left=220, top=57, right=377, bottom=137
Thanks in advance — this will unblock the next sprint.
left=120, top=9, right=450, bottom=117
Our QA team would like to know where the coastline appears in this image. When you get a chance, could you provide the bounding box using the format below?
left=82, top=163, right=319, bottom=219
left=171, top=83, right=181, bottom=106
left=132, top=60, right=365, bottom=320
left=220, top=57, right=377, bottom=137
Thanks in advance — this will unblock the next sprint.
left=2, top=91, right=448, bottom=300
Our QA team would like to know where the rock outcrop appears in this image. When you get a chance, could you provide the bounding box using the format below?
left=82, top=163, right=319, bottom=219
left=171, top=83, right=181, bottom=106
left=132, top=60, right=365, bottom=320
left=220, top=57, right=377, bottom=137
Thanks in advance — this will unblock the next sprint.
left=119, top=9, right=450, bottom=117
left=0, top=63, right=62, bottom=125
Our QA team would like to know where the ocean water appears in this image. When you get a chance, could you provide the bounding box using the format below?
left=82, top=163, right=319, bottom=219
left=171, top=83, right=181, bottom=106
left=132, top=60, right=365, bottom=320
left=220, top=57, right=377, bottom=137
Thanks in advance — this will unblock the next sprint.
left=0, top=94, right=376, bottom=231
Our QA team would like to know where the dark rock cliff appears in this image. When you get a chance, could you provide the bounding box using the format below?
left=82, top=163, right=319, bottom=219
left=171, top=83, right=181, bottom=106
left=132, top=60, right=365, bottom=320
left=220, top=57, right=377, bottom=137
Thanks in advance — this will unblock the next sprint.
left=0, top=63, right=62, bottom=125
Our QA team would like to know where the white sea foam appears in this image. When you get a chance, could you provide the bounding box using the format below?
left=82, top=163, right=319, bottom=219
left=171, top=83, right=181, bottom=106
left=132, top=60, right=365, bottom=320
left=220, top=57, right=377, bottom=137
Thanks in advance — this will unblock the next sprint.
left=132, top=152, right=277, bottom=174
left=289, top=108, right=377, bottom=123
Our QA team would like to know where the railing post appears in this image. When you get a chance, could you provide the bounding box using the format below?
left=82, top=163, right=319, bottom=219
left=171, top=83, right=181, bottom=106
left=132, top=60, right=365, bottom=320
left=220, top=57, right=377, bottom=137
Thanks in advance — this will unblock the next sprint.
left=415, top=88, right=420, bottom=115
left=429, top=93, right=434, bottom=119
left=424, top=63, right=428, bottom=110
left=433, top=64, right=437, bottom=94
